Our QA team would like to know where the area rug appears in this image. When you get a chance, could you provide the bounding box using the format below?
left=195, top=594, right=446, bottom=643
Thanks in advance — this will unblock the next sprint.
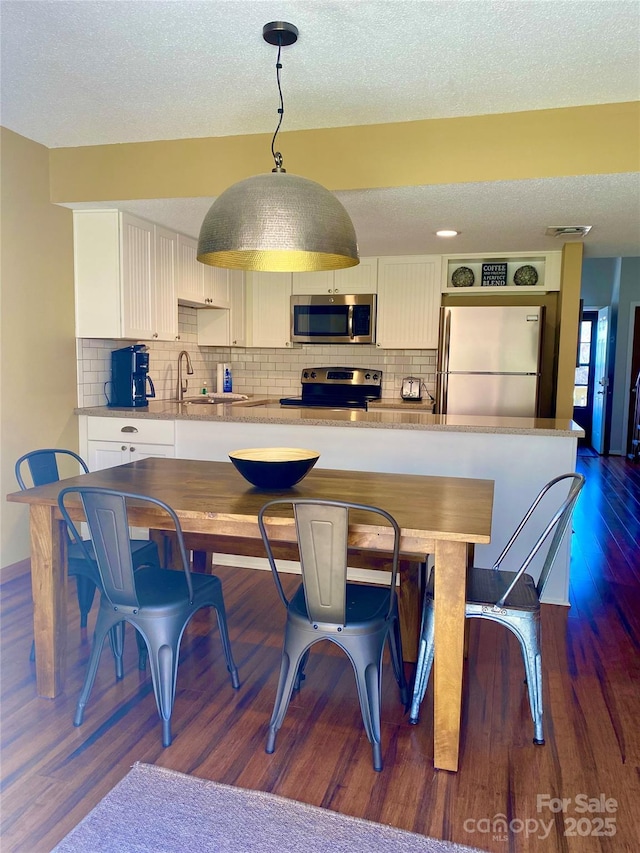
left=53, top=762, right=484, bottom=853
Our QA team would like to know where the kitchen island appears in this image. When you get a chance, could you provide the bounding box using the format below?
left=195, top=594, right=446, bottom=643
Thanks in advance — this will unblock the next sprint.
left=76, top=399, right=583, bottom=605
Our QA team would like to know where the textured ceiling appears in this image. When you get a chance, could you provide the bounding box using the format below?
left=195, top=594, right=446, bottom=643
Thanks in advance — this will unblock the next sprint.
left=2, top=0, right=640, bottom=258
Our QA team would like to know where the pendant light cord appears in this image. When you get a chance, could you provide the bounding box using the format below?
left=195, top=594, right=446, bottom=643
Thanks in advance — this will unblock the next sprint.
left=271, top=39, right=285, bottom=171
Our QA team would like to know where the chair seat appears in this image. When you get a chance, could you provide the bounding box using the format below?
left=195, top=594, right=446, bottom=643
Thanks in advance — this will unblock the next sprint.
left=289, top=581, right=391, bottom=628
left=426, top=566, right=540, bottom=611
left=123, top=567, right=223, bottom=611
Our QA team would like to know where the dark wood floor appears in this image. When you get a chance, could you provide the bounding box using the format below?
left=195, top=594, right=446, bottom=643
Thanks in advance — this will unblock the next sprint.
left=1, top=455, right=639, bottom=852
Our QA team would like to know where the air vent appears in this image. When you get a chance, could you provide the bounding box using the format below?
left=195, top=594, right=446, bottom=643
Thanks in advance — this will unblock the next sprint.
left=545, top=225, right=592, bottom=239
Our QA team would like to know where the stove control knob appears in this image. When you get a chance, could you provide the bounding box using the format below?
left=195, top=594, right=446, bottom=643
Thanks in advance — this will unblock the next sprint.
left=373, top=373, right=379, bottom=381
left=310, top=371, right=317, bottom=379
left=303, top=371, right=309, bottom=379
left=365, top=373, right=371, bottom=379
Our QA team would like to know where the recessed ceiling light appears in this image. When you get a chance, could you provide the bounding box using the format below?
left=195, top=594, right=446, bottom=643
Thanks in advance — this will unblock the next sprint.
left=436, top=229, right=459, bottom=238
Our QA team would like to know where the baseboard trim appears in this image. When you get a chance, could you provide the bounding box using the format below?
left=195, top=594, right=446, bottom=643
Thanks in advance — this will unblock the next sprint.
left=0, top=559, right=30, bottom=585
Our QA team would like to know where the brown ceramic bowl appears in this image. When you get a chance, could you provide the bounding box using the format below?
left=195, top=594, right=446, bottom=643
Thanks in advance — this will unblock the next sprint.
left=228, top=447, right=320, bottom=489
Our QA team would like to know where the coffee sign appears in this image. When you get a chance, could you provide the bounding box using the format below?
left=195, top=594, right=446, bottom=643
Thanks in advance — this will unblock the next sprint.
left=481, top=262, right=508, bottom=287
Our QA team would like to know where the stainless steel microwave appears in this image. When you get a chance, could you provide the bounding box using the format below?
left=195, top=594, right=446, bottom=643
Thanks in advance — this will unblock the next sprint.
left=291, top=294, right=377, bottom=344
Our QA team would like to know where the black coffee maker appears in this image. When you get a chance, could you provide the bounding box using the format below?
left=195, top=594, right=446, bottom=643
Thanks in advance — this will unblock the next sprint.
left=110, top=345, right=156, bottom=408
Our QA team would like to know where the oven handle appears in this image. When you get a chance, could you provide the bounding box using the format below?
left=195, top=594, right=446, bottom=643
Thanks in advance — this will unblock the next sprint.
left=348, top=305, right=354, bottom=339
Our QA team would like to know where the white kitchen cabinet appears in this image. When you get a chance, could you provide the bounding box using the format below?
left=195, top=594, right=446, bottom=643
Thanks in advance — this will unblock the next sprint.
left=177, top=234, right=230, bottom=308
left=292, top=258, right=378, bottom=294
left=245, top=271, right=294, bottom=348
left=376, top=255, right=442, bottom=349
left=229, top=270, right=246, bottom=346
left=154, top=226, right=180, bottom=342
left=441, top=251, right=562, bottom=293
left=203, top=265, right=231, bottom=309
left=196, top=270, right=245, bottom=346
left=73, top=210, right=178, bottom=341
left=83, top=416, right=175, bottom=471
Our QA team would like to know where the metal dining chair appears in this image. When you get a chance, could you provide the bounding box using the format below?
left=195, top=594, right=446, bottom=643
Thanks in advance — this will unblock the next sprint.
left=409, top=472, right=585, bottom=745
left=16, top=449, right=160, bottom=667
left=58, top=486, right=240, bottom=747
left=258, top=498, right=409, bottom=772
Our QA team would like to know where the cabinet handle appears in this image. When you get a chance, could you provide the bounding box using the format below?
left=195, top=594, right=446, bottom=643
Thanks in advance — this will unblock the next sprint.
left=121, top=445, right=127, bottom=451
left=130, top=447, right=135, bottom=452
left=153, top=332, right=158, bottom=338
left=121, top=426, right=138, bottom=433
left=176, top=335, right=181, bottom=340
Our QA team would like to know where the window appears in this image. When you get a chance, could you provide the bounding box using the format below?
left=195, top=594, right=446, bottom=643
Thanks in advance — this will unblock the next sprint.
left=573, top=320, right=592, bottom=407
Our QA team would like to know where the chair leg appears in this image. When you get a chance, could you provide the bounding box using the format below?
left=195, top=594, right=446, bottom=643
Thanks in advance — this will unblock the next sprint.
left=409, top=599, right=435, bottom=724
left=348, top=636, right=386, bottom=771
left=144, top=631, right=182, bottom=748
left=135, top=627, right=148, bottom=671
left=107, top=622, right=126, bottom=680
left=516, top=618, right=544, bottom=745
left=211, top=595, right=240, bottom=689
left=266, top=631, right=311, bottom=754
left=294, top=649, right=310, bottom=691
left=387, top=609, right=409, bottom=707
left=74, top=618, right=113, bottom=726
left=74, top=574, right=97, bottom=628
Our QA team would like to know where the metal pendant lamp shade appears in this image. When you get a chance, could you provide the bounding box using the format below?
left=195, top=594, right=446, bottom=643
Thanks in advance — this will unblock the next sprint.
left=197, top=172, right=359, bottom=272
left=196, top=21, right=359, bottom=274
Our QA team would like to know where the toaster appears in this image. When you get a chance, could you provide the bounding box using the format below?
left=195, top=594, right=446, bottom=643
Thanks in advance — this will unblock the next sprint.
left=401, top=376, right=422, bottom=401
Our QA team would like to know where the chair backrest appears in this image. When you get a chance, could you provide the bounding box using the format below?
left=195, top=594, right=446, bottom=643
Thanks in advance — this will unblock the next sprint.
left=15, top=448, right=88, bottom=490
left=58, top=487, right=193, bottom=608
left=258, top=498, right=401, bottom=627
left=494, top=473, right=585, bottom=606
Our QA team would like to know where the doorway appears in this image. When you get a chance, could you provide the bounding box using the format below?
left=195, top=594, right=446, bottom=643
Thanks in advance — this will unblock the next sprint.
left=572, top=310, right=598, bottom=447
left=626, top=305, right=640, bottom=459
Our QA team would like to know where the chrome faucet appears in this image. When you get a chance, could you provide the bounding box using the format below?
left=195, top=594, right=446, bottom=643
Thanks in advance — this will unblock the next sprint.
left=176, top=350, right=194, bottom=402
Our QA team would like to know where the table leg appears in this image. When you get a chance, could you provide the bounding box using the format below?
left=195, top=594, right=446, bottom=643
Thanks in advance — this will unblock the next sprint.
left=397, top=559, right=425, bottom=663
left=30, top=504, right=66, bottom=698
left=433, top=539, right=467, bottom=772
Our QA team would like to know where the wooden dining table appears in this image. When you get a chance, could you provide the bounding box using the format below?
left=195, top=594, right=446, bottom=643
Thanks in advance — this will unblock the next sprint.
left=7, top=456, right=493, bottom=772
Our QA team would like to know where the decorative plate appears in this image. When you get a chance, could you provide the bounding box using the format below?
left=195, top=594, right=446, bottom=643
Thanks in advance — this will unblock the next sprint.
left=513, top=264, right=539, bottom=286
left=451, top=266, right=475, bottom=288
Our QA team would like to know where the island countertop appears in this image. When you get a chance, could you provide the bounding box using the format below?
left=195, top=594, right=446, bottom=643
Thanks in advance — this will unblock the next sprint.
left=75, top=398, right=584, bottom=438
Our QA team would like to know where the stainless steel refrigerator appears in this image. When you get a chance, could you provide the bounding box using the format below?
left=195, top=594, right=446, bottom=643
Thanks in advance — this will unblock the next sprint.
left=436, top=305, right=544, bottom=417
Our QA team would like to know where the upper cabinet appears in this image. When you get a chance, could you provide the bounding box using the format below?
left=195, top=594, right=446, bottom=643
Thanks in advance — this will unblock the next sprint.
left=197, top=271, right=246, bottom=347
left=177, top=235, right=230, bottom=308
left=292, top=257, right=378, bottom=294
left=442, top=251, right=562, bottom=294
left=245, top=272, right=294, bottom=348
left=74, top=210, right=178, bottom=341
left=376, top=255, right=442, bottom=349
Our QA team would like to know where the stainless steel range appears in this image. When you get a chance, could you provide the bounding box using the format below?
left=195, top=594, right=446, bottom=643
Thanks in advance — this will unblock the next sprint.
left=280, top=367, right=382, bottom=410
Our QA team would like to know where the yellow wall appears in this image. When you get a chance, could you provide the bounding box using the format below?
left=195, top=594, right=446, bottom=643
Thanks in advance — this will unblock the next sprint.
left=556, top=243, right=585, bottom=419
left=0, top=128, right=77, bottom=568
left=49, top=102, right=639, bottom=202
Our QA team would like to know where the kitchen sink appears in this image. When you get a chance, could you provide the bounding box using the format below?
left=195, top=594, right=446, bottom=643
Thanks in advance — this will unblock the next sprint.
left=182, top=397, right=219, bottom=405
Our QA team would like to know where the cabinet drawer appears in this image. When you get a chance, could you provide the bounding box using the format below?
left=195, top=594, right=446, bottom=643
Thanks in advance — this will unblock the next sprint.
left=87, top=417, right=175, bottom=444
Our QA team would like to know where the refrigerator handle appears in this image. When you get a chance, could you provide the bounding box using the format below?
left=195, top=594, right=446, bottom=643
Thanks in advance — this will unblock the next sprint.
left=436, top=308, right=451, bottom=414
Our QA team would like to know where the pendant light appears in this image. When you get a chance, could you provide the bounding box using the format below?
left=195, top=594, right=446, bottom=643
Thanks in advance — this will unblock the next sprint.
left=197, top=21, right=359, bottom=273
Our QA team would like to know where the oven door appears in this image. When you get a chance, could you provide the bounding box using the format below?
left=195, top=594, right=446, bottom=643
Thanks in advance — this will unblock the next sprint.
left=291, top=294, right=376, bottom=344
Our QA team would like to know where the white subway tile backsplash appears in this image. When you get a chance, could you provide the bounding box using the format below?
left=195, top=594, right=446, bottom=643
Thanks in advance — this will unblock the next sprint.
left=76, top=306, right=438, bottom=406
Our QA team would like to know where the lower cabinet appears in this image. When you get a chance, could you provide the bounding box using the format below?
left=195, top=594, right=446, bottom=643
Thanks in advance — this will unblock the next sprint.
left=83, top=417, right=176, bottom=472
